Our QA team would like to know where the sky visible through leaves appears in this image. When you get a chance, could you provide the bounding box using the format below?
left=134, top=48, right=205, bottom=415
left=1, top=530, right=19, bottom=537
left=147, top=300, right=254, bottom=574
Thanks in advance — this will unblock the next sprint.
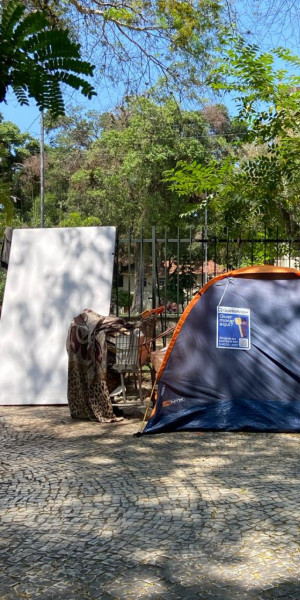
left=1, top=0, right=300, bottom=137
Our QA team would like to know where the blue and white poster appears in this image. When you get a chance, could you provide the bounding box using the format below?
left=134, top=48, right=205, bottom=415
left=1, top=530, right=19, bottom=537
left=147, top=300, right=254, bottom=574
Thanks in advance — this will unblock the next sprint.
left=217, top=306, right=251, bottom=350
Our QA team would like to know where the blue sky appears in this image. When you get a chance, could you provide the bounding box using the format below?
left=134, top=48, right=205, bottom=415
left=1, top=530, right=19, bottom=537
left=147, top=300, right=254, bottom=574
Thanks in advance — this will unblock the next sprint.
left=1, top=0, right=300, bottom=140
left=2, top=52, right=295, bottom=142
left=0, top=85, right=122, bottom=139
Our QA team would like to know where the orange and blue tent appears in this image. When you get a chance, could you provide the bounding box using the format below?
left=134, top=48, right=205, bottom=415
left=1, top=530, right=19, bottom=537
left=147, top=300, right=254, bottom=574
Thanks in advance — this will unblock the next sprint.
left=143, top=265, right=300, bottom=434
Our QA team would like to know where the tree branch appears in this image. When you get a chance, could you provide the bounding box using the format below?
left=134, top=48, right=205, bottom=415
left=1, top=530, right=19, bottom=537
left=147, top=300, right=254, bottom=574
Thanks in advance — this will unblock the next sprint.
left=68, top=0, right=164, bottom=33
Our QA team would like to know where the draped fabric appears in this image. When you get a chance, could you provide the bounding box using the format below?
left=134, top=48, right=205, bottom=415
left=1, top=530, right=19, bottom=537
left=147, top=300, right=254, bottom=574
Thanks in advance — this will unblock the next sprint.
left=66, top=309, right=129, bottom=421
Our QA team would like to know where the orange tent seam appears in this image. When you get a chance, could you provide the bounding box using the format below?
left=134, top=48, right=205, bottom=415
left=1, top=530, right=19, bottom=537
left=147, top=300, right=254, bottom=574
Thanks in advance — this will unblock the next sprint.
left=156, top=264, right=300, bottom=381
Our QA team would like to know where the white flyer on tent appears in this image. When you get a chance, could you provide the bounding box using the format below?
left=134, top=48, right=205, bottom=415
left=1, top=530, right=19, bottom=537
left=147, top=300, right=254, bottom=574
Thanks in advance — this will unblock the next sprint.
left=217, top=306, right=251, bottom=350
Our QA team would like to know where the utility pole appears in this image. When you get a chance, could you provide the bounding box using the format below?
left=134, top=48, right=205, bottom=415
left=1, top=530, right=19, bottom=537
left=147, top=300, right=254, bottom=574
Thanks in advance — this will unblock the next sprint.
left=40, top=111, right=45, bottom=227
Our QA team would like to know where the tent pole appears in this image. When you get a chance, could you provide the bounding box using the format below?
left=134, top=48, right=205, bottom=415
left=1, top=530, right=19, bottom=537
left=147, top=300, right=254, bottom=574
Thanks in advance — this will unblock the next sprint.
left=134, top=375, right=158, bottom=436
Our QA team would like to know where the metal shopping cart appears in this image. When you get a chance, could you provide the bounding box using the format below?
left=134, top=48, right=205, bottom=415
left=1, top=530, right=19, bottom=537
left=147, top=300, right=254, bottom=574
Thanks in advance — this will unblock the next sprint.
left=112, top=328, right=144, bottom=403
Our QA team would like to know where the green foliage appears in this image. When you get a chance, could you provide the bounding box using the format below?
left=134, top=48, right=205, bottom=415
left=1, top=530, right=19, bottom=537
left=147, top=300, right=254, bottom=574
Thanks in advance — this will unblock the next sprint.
left=163, top=265, right=197, bottom=305
left=45, top=96, right=233, bottom=234
left=165, top=156, right=234, bottom=203
left=0, top=269, right=6, bottom=305
left=166, top=38, right=300, bottom=235
left=0, top=114, right=41, bottom=224
left=111, top=288, right=132, bottom=309
left=0, top=0, right=96, bottom=116
left=0, top=183, right=15, bottom=237
left=28, top=0, right=225, bottom=99
left=59, top=212, right=101, bottom=227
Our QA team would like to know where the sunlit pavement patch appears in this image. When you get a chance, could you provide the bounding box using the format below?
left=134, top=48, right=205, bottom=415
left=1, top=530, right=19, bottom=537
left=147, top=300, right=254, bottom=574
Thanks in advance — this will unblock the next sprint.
left=0, top=407, right=299, bottom=600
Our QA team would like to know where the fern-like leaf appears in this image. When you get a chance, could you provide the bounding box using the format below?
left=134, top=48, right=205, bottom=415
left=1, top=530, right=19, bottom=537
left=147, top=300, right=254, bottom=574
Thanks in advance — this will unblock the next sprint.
left=0, top=1, right=25, bottom=38
left=11, top=84, right=29, bottom=106
left=23, top=30, right=81, bottom=58
left=58, top=72, right=96, bottom=99
left=12, top=11, right=48, bottom=46
left=44, top=57, right=95, bottom=77
left=1, top=1, right=96, bottom=116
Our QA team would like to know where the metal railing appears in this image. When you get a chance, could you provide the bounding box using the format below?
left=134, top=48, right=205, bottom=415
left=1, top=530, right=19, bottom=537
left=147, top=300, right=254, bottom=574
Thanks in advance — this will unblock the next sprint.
left=112, top=226, right=300, bottom=323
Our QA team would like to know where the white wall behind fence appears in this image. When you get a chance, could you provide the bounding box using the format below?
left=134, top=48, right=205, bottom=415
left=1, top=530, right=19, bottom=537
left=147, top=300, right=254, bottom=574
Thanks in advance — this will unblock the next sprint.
left=0, top=226, right=116, bottom=405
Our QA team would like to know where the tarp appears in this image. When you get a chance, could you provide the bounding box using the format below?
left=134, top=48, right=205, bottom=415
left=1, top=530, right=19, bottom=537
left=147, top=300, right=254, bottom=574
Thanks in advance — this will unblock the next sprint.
left=144, top=266, right=300, bottom=433
left=0, top=226, right=116, bottom=405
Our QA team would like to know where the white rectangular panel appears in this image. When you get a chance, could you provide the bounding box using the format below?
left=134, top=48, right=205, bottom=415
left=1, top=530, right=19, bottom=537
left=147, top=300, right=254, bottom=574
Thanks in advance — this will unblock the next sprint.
left=0, top=226, right=116, bottom=405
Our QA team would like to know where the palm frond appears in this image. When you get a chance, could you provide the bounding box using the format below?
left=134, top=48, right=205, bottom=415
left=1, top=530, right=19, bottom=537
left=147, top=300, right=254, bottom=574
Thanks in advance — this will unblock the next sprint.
left=58, top=72, right=96, bottom=99
left=0, top=1, right=25, bottom=38
left=23, top=30, right=81, bottom=58
left=1, top=1, right=96, bottom=116
left=12, top=11, right=48, bottom=46
left=44, top=57, right=95, bottom=77
left=11, top=84, right=29, bottom=106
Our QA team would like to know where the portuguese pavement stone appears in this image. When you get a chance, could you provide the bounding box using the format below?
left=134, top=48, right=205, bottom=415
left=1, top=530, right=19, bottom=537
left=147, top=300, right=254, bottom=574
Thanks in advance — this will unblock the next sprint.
left=0, top=407, right=299, bottom=599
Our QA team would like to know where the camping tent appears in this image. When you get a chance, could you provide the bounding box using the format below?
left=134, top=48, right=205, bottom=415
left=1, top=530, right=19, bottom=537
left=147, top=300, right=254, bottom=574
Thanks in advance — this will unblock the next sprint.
left=143, top=265, right=300, bottom=434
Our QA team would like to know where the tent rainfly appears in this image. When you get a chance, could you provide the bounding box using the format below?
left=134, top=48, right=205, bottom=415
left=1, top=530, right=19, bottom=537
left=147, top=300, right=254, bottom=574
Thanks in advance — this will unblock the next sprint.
left=143, top=265, right=300, bottom=434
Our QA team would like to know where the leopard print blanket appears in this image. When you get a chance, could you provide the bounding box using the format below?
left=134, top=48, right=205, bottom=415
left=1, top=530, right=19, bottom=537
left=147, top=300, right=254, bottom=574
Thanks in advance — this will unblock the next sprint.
left=66, top=310, right=129, bottom=422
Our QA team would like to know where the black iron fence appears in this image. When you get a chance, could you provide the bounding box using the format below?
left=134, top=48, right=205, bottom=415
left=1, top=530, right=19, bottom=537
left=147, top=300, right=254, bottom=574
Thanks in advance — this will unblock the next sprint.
left=112, top=227, right=300, bottom=322
left=1, top=227, right=300, bottom=326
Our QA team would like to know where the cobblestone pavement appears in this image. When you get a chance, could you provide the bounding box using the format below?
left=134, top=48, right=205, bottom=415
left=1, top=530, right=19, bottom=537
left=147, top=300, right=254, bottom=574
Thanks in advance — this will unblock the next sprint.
left=0, top=407, right=299, bottom=600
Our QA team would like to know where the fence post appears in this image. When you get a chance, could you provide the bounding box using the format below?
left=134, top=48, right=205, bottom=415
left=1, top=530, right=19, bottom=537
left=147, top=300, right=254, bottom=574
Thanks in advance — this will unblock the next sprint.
left=204, top=209, right=208, bottom=284
left=152, top=226, right=156, bottom=311
left=164, top=228, right=168, bottom=331
left=189, top=227, right=192, bottom=304
left=128, top=227, right=131, bottom=318
left=115, top=229, right=119, bottom=317
left=177, top=227, right=180, bottom=315
left=226, top=227, right=230, bottom=271
left=139, top=228, right=144, bottom=314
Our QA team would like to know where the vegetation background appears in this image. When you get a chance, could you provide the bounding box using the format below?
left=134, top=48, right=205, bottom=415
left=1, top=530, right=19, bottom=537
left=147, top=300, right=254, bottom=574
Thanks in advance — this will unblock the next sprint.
left=1, top=1, right=300, bottom=305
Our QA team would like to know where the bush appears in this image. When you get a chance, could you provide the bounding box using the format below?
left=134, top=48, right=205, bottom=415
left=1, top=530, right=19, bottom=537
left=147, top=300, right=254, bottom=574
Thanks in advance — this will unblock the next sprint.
left=111, top=288, right=133, bottom=308
left=0, top=269, right=6, bottom=306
